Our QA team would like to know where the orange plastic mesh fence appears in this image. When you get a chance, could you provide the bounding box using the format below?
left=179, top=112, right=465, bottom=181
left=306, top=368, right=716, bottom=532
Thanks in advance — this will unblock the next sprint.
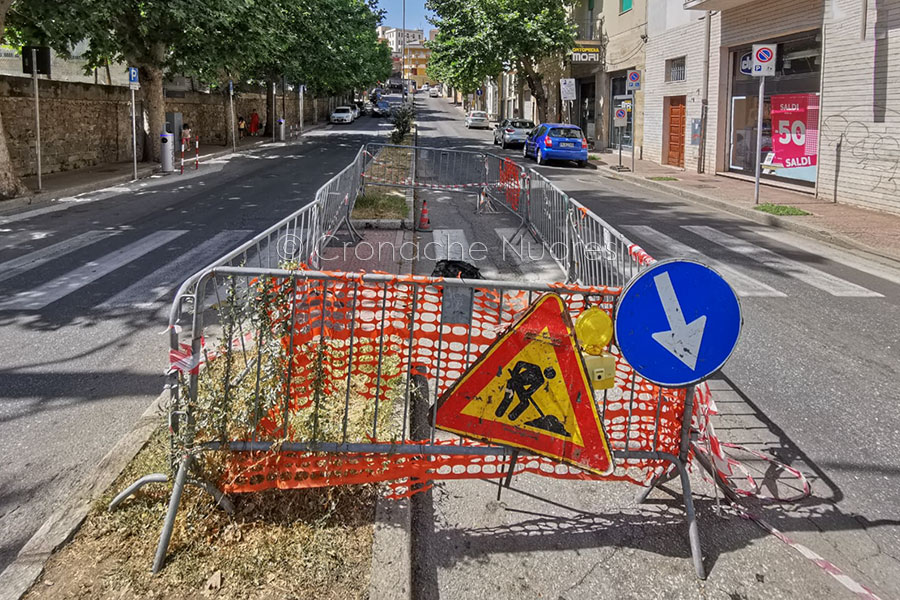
left=200, top=272, right=698, bottom=496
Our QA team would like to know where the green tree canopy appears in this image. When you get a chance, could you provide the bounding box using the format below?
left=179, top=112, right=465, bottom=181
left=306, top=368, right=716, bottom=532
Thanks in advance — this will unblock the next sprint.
left=426, top=0, right=574, bottom=121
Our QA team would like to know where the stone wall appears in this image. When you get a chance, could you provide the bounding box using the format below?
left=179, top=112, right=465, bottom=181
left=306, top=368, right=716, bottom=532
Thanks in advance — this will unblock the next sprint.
left=1, top=75, right=344, bottom=178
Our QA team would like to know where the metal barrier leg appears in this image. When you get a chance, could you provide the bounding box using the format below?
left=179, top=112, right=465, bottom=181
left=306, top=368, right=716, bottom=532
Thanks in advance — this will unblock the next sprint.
left=676, top=460, right=706, bottom=579
left=634, top=468, right=679, bottom=504
left=152, top=453, right=191, bottom=573
left=108, top=473, right=168, bottom=511
left=188, top=479, right=235, bottom=514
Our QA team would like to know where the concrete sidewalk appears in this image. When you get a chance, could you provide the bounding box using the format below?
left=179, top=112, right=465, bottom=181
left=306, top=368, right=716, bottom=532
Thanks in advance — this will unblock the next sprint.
left=594, top=153, right=900, bottom=264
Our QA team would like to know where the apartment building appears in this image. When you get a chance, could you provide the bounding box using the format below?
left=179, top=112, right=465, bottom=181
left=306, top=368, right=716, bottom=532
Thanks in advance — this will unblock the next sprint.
left=402, top=41, right=433, bottom=90
left=378, top=27, right=425, bottom=53
left=642, top=0, right=900, bottom=214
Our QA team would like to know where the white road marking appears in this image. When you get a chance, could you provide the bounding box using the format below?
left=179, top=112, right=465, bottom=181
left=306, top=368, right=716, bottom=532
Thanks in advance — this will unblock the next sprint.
left=431, top=229, right=470, bottom=261
left=0, top=230, right=119, bottom=284
left=625, top=225, right=786, bottom=297
left=684, top=226, right=883, bottom=298
left=98, top=230, right=252, bottom=309
left=0, top=230, right=187, bottom=310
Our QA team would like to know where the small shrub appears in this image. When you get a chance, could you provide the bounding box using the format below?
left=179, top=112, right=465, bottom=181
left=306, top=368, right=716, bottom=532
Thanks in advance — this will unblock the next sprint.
left=390, top=104, right=415, bottom=144
left=754, top=203, right=810, bottom=216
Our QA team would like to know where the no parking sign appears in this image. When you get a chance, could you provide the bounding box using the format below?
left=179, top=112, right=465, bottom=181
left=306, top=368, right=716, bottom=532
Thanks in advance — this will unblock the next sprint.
left=751, top=44, right=776, bottom=76
left=626, top=69, right=641, bottom=91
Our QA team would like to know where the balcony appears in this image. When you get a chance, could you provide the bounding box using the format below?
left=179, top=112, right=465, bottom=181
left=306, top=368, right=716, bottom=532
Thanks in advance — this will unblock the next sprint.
left=683, top=0, right=754, bottom=10
left=571, top=18, right=602, bottom=42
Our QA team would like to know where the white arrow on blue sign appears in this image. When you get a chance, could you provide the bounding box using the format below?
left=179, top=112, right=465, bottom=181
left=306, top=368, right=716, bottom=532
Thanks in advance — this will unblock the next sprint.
left=614, top=259, right=742, bottom=387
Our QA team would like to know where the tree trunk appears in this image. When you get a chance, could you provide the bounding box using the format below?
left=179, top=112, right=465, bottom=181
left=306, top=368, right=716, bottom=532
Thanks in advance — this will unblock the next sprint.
left=516, top=75, right=525, bottom=119
left=520, top=58, right=548, bottom=123
left=0, top=0, right=28, bottom=198
left=140, top=50, right=166, bottom=163
left=264, top=81, right=275, bottom=137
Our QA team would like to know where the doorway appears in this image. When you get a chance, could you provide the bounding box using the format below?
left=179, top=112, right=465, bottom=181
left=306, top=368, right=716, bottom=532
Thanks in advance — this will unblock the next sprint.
left=665, top=96, right=686, bottom=167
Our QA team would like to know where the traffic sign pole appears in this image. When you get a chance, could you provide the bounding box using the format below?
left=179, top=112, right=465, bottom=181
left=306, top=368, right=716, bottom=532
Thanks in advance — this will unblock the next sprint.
left=754, top=75, right=765, bottom=205
left=31, top=48, right=42, bottom=192
left=631, top=90, right=636, bottom=173
left=131, top=87, right=137, bottom=180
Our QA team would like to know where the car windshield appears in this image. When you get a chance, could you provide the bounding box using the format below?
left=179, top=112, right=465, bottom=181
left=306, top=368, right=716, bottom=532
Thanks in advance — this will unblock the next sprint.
left=471, top=112, right=487, bottom=118
left=510, top=120, right=533, bottom=129
left=335, top=107, right=351, bottom=113
left=548, top=127, right=584, bottom=139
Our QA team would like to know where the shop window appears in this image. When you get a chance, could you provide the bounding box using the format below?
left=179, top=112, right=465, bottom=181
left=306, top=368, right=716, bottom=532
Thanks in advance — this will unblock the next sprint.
left=620, top=0, right=632, bottom=13
left=666, top=57, right=686, bottom=82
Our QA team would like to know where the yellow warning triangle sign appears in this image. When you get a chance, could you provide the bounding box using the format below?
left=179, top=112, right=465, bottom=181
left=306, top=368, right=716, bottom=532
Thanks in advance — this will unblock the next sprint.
left=435, top=293, right=614, bottom=475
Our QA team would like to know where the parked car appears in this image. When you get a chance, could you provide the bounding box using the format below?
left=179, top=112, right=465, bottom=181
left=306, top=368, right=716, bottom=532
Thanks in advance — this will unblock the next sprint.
left=493, top=118, right=535, bottom=149
left=330, top=106, right=354, bottom=124
left=422, top=83, right=430, bottom=91
left=523, top=123, right=589, bottom=167
left=350, top=104, right=360, bottom=120
left=465, top=111, right=490, bottom=129
left=363, top=102, right=375, bottom=116
left=373, top=100, right=391, bottom=117
left=429, top=88, right=440, bottom=98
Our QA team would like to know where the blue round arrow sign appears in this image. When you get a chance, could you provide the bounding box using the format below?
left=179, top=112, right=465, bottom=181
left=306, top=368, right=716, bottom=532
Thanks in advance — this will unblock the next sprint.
left=614, top=260, right=742, bottom=388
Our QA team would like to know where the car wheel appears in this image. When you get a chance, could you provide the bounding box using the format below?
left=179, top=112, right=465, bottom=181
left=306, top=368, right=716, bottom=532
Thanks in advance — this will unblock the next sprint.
left=523, top=144, right=529, bottom=159
left=537, top=148, right=545, bottom=165
left=577, top=160, right=587, bottom=168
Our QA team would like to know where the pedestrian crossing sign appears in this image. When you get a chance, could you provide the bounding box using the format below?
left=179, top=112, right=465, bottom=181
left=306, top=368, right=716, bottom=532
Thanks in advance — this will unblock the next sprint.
left=434, top=294, right=614, bottom=475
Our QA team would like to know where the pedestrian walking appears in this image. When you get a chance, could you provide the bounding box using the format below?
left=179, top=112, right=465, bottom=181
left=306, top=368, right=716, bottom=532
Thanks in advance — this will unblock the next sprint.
left=181, top=123, right=192, bottom=145
left=238, top=116, right=246, bottom=140
left=250, top=111, right=260, bottom=136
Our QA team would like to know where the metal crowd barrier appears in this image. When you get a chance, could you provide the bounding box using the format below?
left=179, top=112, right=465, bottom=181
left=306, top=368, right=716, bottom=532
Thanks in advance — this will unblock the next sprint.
left=111, top=142, right=717, bottom=579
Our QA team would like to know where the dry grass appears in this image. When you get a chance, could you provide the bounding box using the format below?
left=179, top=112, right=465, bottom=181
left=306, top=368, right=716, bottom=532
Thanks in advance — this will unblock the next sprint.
left=352, top=191, right=409, bottom=220
left=25, top=428, right=377, bottom=600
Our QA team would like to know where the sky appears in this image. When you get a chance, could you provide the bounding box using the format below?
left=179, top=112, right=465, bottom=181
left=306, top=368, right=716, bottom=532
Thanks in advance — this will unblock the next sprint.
left=378, top=0, right=433, bottom=31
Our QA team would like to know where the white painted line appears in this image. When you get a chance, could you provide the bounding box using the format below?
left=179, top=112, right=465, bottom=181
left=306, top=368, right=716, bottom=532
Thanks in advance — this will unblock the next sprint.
left=625, top=226, right=786, bottom=297
left=99, top=230, right=252, bottom=309
left=431, top=229, right=469, bottom=261
left=684, top=226, right=883, bottom=298
left=0, top=230, right=119, bottom=284
left=0, top=230, right=188, bottom=310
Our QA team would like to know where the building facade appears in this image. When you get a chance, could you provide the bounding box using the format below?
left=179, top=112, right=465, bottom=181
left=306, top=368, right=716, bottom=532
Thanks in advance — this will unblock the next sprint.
left=402, top=41, right=433, bottom=90
left=643, top=0, right=900, bottom=214
left=378, top=27, right=425, bottom=53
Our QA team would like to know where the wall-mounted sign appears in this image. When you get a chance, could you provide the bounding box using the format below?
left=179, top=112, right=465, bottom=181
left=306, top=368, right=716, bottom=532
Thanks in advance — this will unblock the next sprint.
left=739, top=52, right=752, bottom=75
left=626, top=69, right=642, bottom=91
left=571, top=47, right=601, bottom=63
left=560, top=78, right=577, bottom=102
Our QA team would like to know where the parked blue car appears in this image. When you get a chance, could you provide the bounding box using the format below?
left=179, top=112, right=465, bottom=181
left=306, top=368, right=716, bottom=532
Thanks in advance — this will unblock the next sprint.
left=523, top=123, right=589, bottom=167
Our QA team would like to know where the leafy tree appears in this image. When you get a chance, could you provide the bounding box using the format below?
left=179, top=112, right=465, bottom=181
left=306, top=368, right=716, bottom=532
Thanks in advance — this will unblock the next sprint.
left=0, top=0, right=27, bottom=199
left=7, top=0, right=249, bottom=161
left=427, top=0, right=574, bottom=121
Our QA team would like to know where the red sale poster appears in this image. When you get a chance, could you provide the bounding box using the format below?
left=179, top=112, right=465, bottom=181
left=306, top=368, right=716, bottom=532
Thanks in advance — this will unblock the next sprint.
left=771, top=93, right=819, bottom=175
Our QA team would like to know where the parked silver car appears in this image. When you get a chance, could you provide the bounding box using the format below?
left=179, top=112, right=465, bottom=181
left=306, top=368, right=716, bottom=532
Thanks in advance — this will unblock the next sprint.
left=465, top=110, right=490, bottom=129
left=493, top=118, right=535, bottom=149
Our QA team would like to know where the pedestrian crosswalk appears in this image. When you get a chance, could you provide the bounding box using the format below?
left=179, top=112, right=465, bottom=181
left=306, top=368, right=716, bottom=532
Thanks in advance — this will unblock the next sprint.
left=0, top=222, right=889, bottom=312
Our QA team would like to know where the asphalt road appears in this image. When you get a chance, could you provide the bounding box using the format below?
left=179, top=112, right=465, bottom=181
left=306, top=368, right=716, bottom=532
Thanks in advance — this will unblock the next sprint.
left=0, top=111, right=391, bottom=572
left=412, top=94, right=900, bottom=597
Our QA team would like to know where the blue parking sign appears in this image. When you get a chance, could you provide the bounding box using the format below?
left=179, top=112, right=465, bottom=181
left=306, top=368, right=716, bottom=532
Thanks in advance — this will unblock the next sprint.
left=128, top=67, right=138, bottom=83
left=614, top=260, right=742, bottom=387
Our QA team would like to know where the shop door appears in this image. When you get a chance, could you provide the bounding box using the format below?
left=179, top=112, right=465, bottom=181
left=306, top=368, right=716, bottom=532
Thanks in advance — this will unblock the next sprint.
left=667, top=96, right=686, bottom=167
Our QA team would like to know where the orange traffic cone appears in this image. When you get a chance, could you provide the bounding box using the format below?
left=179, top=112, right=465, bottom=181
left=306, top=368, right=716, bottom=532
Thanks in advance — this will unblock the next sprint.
left=418, top=200, right=432, bottom=232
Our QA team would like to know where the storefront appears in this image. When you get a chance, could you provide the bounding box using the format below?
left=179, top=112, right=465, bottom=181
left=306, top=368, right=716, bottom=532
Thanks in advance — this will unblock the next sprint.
left=726, top=30, right=821, bottom=186
left=569, top=47, right=602, bottom=143
left=608, top=72, right=633, bottom=150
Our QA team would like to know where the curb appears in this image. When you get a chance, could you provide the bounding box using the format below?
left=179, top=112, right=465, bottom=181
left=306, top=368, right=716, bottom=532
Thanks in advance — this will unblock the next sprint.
left=0, top=391, right=167, bottom=600
left=351, top=218, right=408, bottom=230
left=368, top=496, right=412, bottom=600
left=614, top=171, right=900, bottom=265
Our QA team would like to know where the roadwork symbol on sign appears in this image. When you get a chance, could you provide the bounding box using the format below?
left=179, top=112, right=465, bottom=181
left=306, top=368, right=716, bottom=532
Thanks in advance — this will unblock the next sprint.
left=614, top=260, right=742, bottom=388
left=434, top=293, right=614, bottom=475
